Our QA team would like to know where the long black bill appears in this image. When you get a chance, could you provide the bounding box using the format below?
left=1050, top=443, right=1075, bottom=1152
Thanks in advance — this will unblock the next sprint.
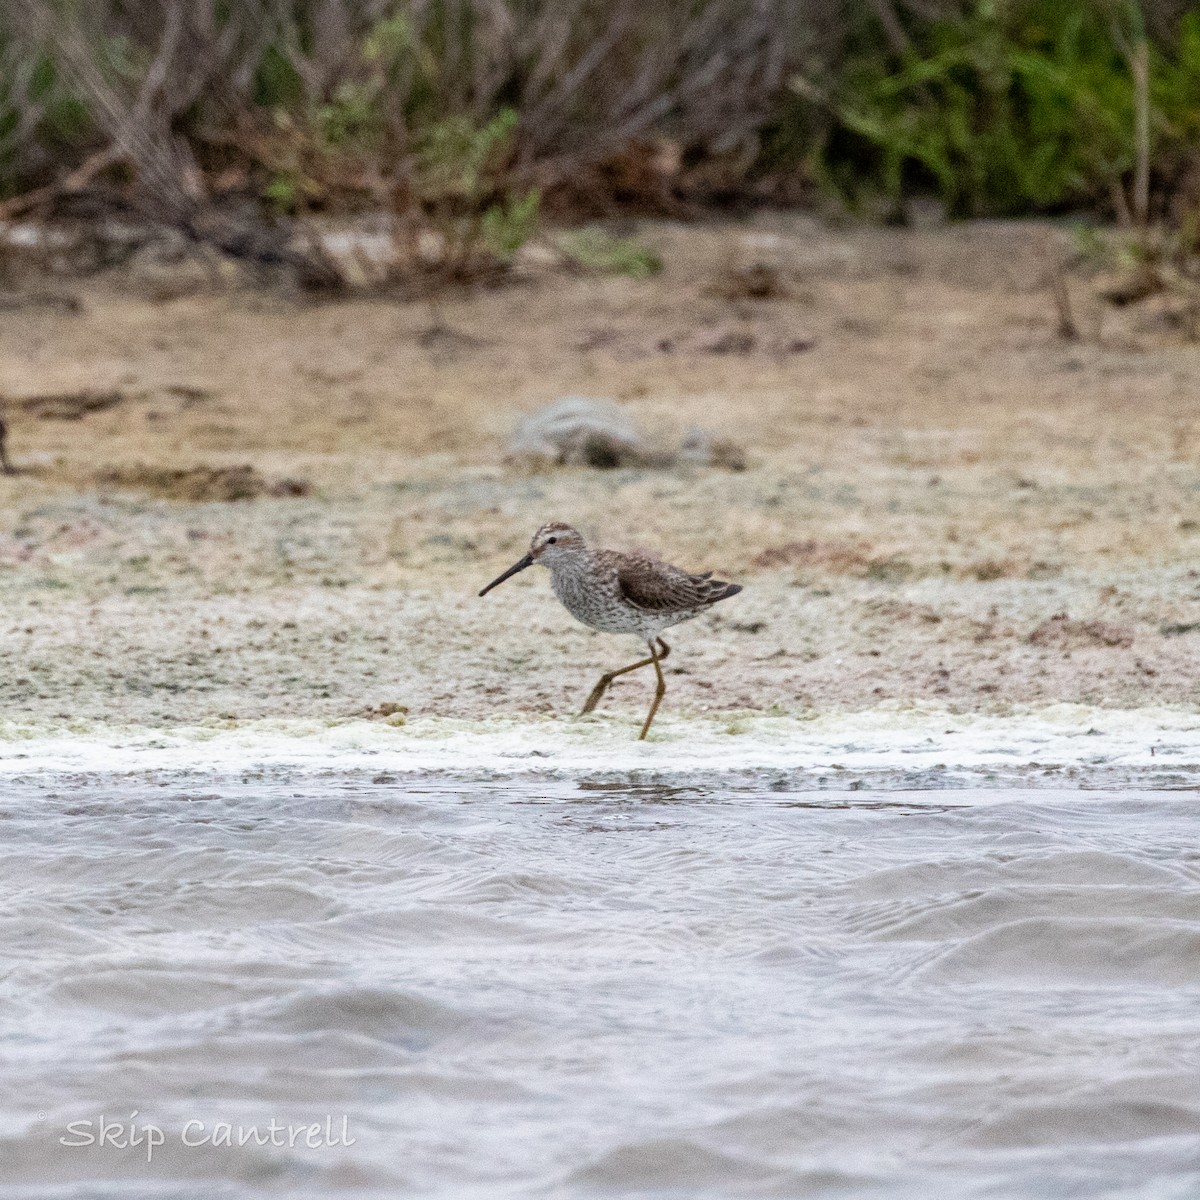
left=479, top=553, right=534, bottom=597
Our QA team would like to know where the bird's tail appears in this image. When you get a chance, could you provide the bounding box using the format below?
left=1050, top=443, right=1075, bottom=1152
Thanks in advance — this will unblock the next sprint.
left=704, top=581, right=742, bottom=604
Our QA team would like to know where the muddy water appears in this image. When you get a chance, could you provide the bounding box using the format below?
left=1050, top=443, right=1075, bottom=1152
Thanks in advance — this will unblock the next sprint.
left=1, top=776, right=1198, bottom=1198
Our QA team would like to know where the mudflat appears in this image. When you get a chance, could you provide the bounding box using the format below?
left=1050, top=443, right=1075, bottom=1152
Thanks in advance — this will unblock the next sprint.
left=1, top=214, right=1197, bottom=730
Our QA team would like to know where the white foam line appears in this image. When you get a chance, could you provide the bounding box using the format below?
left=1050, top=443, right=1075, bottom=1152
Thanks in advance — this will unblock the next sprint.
left=1, top=705, right=1199, bottom=780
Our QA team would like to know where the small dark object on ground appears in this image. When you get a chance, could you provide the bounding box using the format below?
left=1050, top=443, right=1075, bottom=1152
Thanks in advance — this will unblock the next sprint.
left=0, top=290, right=82, bottom=314
left=95, top=464, right=313, bottom=502
left=572, top=328, right=621, bottom=352
left=696, top=327, right=756, bottom=354
left=1047, top=253, right=1080, bottom=340
left=271, top=477, right=314, bottom=497
left=18, top=388, right=125, bottom=421
left=1161, top=622, right=1200, bottom=636
left=416, top=321, right=487, bottom=351
left=159, top=384, right=213, bottom=407
left=0, top=418, right=14, bottom=475
left=710, top=262, right=790, bottom=301
left=752, top=539, right=875, bottom=573
left=1028, top=612, right=1134, bottom=649
left=679, top=427, right=747, bottom=471
left=1097, top=264, right=1163, bottom=306
left=578, top=432, right=627, bottom=468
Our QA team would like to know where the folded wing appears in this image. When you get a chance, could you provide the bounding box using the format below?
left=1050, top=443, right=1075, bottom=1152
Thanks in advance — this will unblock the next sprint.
left=613, top=551, right=741, bottom=612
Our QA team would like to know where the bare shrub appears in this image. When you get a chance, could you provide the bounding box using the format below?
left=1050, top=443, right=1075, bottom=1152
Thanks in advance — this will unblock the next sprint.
left=5, top=0, right=280, bottom=217
left=3, top=1, right=805, bottom=210
left=5, top=0, right=1198, bottom=292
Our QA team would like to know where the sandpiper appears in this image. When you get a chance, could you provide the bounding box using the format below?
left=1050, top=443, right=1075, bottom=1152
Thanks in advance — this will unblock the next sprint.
left=479, top=522, right=742, bottom=739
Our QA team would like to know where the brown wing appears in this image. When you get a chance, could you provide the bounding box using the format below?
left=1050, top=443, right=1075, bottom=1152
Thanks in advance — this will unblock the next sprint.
left=608, top=550, right=741, bottom=612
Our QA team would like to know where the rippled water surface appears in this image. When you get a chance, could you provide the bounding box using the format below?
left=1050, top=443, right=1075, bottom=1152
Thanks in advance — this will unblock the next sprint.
left=2, top=775, right=1200, bottom=1198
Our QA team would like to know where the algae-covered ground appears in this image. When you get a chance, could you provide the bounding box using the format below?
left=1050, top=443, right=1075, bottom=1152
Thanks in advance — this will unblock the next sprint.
left=1, top=215, right=1198, bottom=734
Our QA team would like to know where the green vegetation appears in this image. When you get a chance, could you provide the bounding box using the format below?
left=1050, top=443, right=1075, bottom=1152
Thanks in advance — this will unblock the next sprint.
left=0, top=37, right=86, bottom=200
left=1, top=0, right=1199, bottom=269
left=416, top=109, right=540, bottom=270
left=558, top=229, right=663, bottom=278
left=803, top=1, right=1200, bottom=218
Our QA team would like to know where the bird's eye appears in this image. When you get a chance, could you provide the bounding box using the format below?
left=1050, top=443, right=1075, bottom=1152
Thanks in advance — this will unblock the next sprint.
left=547, top=536, right=557, bottom=544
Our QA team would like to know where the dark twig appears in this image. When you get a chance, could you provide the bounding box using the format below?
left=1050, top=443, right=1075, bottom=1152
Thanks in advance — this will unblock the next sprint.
left=0, top=147, right=124, bottom=222
left=0, top=418, right=15, bottom=476
left=870, top=0, right=913, bottom=55
left=1049, top=250, right=1081, bottom=342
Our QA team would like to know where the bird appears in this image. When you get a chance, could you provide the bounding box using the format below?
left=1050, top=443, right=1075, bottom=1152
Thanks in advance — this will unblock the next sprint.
left=479, top=522, right=742, bottom=739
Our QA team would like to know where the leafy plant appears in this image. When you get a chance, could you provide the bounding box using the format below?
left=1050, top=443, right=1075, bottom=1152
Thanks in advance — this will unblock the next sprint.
left=415, top=109, right=517, bottom=207
left=558, top=228, right=663, bottom=278
left=802, top=0, right=1200, bottom=218
left=0, top=37, right=90, bottom=200
left=482, top=190, right=540, bottom=262
left=411, top=107, right=539, bottom=277
left=8, top=0, right=1200, bottom=284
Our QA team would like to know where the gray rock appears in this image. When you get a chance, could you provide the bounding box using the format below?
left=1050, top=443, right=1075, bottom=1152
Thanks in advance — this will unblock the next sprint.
left=508, top=396, right=646, bottom=469
left=508, top=397, right=747, bottom=472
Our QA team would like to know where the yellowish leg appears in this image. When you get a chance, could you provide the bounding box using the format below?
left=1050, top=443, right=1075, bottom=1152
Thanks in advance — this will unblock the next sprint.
left=637, top=640, right=668, bottom=741
left=580, top=639, right=670, bottom=715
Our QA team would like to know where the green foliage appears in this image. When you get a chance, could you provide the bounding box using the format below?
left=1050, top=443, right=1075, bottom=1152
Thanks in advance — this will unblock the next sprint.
left=0, top=42, right=90, bottom=198
left=804, top=0, right=1200, bottom=216
left=415, top=108, right=518, bottom=204
left=362, top=13, right=417, bottom=65
left=1154, top=9, right=1200, bottom=143
left=252, top=6, right=538, bottom=273
left=481, top=189, right=540, bottom=262
left=254, top=44, right=305, bottom=109
left=1071, top=221, right=1113, bottom=266
left=262, top=171, right=307, bottom=213
left=313, top=15, right=427, bottom=152
left=413, top=108, right=539, bottom=275
left=7, top=0, right=1200, bottom=249
left=558, top=229, right=663, bottom=278
left=316, top=82, right=384, bottom=150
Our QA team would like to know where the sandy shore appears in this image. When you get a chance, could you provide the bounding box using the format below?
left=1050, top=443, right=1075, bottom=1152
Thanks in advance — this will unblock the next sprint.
left=1, top=214, right=1198, bottom=734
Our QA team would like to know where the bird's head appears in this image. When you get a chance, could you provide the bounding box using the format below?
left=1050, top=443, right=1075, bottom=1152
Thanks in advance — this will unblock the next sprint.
left=478, top=523, right=586, bottom=596
left=529, top=522, right=586, bottom=564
